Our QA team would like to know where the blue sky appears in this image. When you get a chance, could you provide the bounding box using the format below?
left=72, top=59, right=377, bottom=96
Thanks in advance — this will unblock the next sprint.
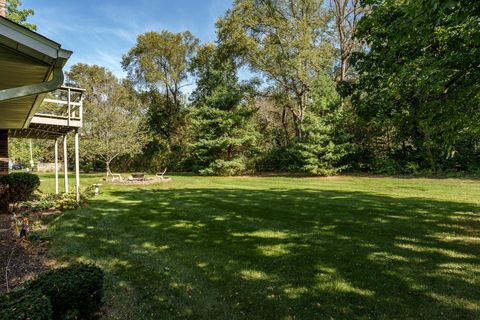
left=23, top=0, right=233, bottom=78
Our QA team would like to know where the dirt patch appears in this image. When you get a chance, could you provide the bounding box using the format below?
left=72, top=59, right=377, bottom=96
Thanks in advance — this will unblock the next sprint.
left=0, top=211, right=58, bottom=293
left=106, top=177, right=172, bottom=185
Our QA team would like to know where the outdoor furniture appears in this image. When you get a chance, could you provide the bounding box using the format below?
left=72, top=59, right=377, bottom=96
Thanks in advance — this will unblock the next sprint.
left=107, top=168, right=123, bottom=182
left=111, top=174, right=123, bottom=182
left=156, top=168, right=167, bottom=180
left=128, top=172, right=145, bottom=182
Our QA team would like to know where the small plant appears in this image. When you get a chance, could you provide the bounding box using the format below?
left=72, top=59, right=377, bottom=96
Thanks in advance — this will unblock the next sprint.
left=0, top=289, right=53, bottom=320
left=26, top=263, right=104, bottom=320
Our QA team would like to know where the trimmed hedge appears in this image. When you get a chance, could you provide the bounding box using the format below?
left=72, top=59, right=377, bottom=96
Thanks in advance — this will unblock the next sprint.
left=0, top=172, right=40, bottom=206
left=0, top=289, right=52, bottom=320
left=27, top=263, right=104, bottom=320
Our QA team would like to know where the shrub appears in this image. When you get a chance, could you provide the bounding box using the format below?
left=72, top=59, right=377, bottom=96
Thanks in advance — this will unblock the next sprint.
left=26, top=263, right=104, bottom=320
left=370, top=156, right=402, bottom=175
left=0, top=173, right=40, bottom=206
left=255, top=146, right=296, bottom=172
left=26, top=185, right=96, bottom=212
left=51, top=193, right=79, bottom=211
left=0, top=289, right=52, bottom=320
left=199, top=159, right=246, bottom=176
left=82, top=163, right=93, bottom=173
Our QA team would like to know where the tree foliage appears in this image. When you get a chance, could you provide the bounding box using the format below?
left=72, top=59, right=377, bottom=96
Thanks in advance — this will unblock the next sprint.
left=122, top=31, right=200, bottom=171
left=23, top=0, right=480, bottom=176
left=189, top=44, right=259, bottom=175
left=5, top=0, right=36, bottom=30
left=122, top=30, right=199, bottom=105
left=291, top=73, right=350, bottom=175
left=330, top=0, right=362, bottom=81
left=217, top=0, right=334, bottom=140
left=350, top=0, right=480, bottom=172
left=67, top=64, right=149, bottom=175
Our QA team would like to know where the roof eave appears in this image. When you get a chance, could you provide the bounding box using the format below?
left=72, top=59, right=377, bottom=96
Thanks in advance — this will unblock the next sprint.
left=0, top=16, right=73, bottom=129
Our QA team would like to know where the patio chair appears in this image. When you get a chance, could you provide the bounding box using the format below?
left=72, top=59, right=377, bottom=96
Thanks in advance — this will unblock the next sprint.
left=156, top=168, right=167, bottom=180
left=108, top=169, right=123, bottom=182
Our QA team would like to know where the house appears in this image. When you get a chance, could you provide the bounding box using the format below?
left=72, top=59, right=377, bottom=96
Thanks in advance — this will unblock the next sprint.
left=0, top=11, right=84, bottom=212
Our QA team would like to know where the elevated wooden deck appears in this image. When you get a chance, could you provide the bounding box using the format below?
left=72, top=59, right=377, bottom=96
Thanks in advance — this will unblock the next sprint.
left=9, top=86, right=84, bottom=139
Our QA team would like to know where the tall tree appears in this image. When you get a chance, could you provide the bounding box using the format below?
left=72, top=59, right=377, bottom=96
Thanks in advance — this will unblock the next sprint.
left=122, top=30, right=199, bottom=106
left=217, top=0, right=334, bottom=141
left=67, top=64, right=149, bottom=175
left=5, top=0, right=36, bottom=30
left=189, top=43, right=259, bottom=175
left=292, top=73, right=350, bottom=175
left=330, top=0, right=362, bottom=81
left=351, top=0, right=480, bottom=171
left=122, top=31, right=199, bottom=170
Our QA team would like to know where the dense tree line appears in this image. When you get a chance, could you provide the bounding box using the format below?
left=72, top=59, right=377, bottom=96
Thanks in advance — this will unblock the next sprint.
left=11, top=0, right=480, bottom=176
left=347, top=0, right=480, bottom=174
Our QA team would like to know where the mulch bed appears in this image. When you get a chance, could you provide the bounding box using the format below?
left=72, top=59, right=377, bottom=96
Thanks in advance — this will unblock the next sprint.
left=106, top=177, right=172, bottom=185
left=0, top=211, right=54, bottom=294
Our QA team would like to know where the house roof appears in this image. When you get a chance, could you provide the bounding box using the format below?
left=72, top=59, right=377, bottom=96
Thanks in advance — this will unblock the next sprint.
left=0, top=16, right=72, bottom=130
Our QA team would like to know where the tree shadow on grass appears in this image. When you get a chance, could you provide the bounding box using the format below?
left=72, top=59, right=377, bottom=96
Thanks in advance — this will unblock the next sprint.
left=48, top=187, right=480, bottom=320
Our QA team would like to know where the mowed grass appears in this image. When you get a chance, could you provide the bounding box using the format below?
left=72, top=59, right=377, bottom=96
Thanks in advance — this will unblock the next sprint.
left=38, top=174, right=480, bottom=319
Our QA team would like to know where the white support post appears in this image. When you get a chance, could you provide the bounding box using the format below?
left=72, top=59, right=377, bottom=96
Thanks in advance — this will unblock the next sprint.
left=67, top=87, right=71, bottom=126
left=74, top=129, right=80, bottom=203
left=63, top=135, right=68, bottom=193
left=29, top=139, right=34, bottom=171
left=54, top=139, right=59, bottom=194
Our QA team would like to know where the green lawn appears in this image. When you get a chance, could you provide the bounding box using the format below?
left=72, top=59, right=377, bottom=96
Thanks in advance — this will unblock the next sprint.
left=38, top=174, right=480, bottom=319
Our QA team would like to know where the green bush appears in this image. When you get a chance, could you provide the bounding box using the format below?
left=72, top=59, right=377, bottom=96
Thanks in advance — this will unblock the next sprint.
left=26, top=186, right=96, bottom=212
left=82, top=163, right=93, bottom=173
left=51, top=193, right=79, bottom=211
left=371, top=156, right=402, bottom=175
left=199, top=159, right=246, bottom=176
left=0, top=173, right=40, bottom=206
left=0, top=288, right=52, bottom=320
left=0, top=181, right=8, bottom=211
left=26, top=263, right=104, bottom=320
left=255, top=146, right=296, bottom=172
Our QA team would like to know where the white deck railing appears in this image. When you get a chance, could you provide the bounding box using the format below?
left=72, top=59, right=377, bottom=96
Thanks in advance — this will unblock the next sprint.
left=32, top=86, right=84, bottom=128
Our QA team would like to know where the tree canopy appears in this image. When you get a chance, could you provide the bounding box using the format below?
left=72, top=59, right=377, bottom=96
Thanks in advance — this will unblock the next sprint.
left=189, top=43, right=259, bottom=175
left=5, top=0, right=36, bottom=30
left=22, top=0, right=480, bottom=176
left=67, top=64, right=149, bottom=175
left=350, top=0, right=480, bottom=171
left=217, top=0, right=334, bottom=141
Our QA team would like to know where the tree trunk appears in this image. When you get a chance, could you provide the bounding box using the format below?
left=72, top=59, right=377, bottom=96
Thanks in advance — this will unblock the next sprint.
left=340, top=53, right=348, bottom=82
left=281, top=106, right=290, bottom=145
left=421, top=129, right=437, bottom=173
left=106, top=161, right=111, bottom=177
left=227, top=145, right=233, bottom=161
left=426, top=145, right=436, bottom=174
